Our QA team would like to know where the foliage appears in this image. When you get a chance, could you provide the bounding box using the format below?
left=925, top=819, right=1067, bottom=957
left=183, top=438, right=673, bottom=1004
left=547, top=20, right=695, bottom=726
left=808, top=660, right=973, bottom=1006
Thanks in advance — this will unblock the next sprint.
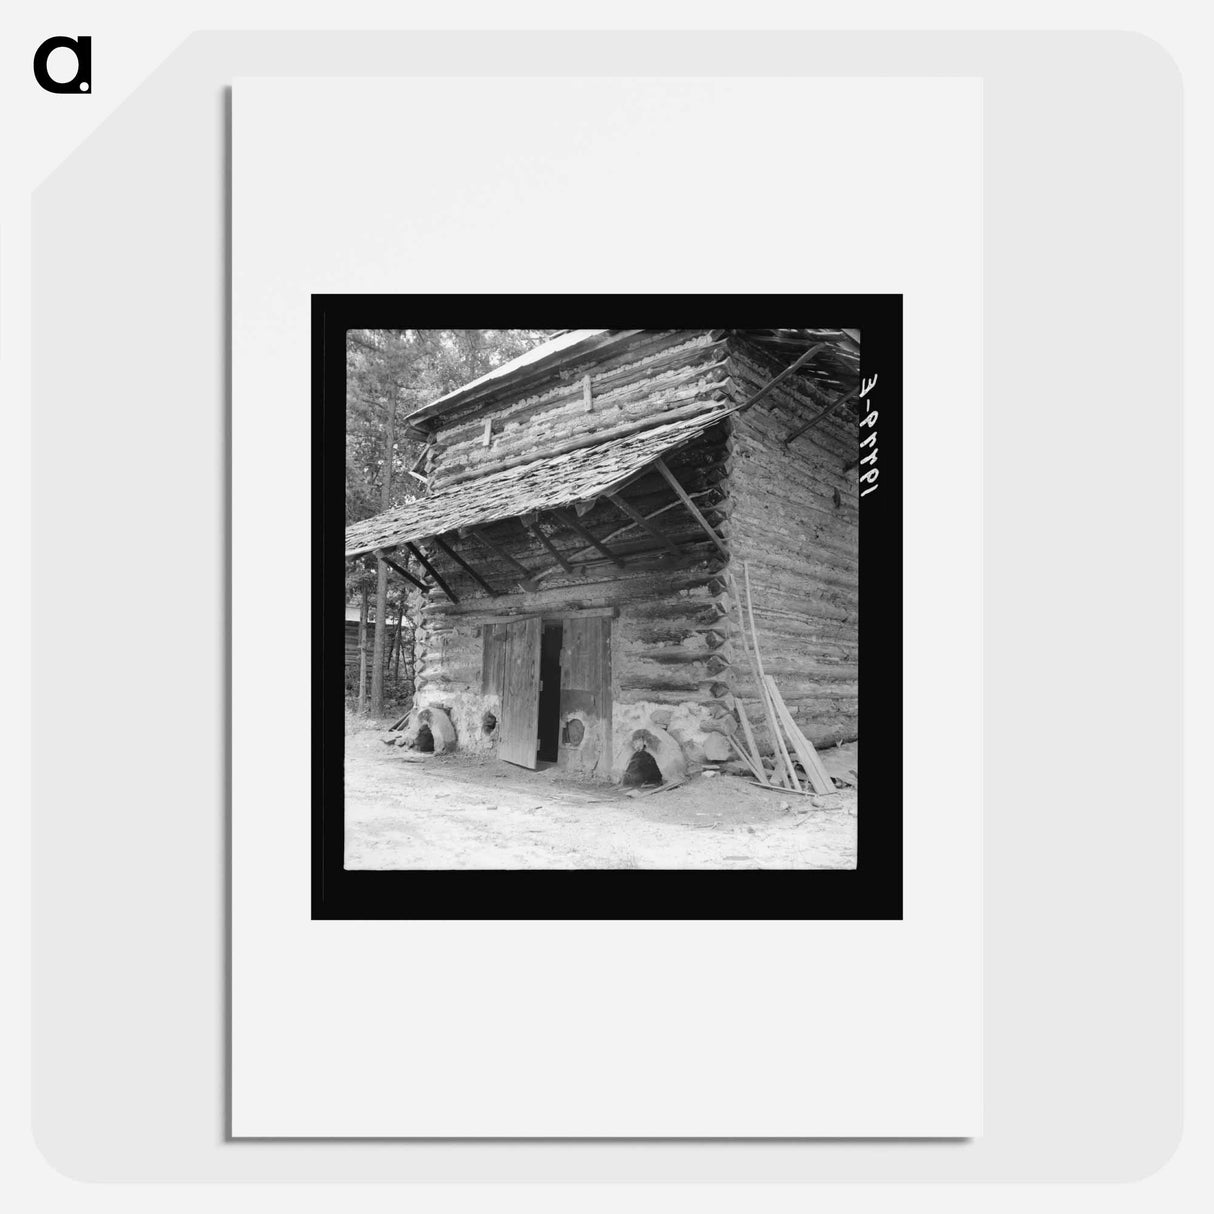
left=345, top=329, right=558, bottom=606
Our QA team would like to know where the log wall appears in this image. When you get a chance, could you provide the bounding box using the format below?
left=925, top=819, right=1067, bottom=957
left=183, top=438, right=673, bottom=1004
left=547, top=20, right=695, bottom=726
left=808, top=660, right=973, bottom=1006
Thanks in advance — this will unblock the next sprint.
left=722, top=339, right=860, bottom=748
left=410, top=330, right=739, bottom=771
left=405, top=329, right=859, bottom=773
left=427, top=330, right=729, bottom=489
left=410, top=430, right=734, bottom=770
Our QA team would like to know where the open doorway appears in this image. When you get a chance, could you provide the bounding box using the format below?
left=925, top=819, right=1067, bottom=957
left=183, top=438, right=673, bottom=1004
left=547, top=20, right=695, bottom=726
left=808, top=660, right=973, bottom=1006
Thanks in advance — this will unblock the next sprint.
left=536, top=621, right=563, bottom=763
left=496, top=612, right=611, bottom=775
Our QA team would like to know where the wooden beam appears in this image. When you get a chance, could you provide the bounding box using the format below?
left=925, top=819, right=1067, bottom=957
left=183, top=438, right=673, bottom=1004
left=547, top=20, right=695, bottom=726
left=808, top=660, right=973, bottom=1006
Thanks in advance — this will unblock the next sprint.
left=782, top=386, right=859, bottom=446
left=442, top=395, right=730, bottom=489
left=548, top=508, right=625, bottom=568
left=765, top=676, right=834, bottom=795
left=603, top=462, right=659, bottom=500
left=378, top=553, right=429, bottom=594
left=606, top=491, right=683, bottom=556
left=408, top=443, right=431, bottom=484
left=405, top=542, right=459, bottom=603
left=651, top=457, right=729, bottom=558
left=537, top=490, right=717, bottom=578
left=737, top=342, right=828, bottom=413
left=477, top=606, right=618, bottom=627
left=739, top=564, right=802, bottom=793
left=430, top=534, right=500, bottom=597
left=408, top=330, right=646, bottom=425
left=523, top=518, right=574, bottom=574
left=466, top=527, right=542, bottom=588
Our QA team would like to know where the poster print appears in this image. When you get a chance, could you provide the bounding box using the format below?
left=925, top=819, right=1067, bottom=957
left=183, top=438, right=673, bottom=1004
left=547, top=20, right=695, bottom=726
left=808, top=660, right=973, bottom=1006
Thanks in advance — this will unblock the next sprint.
left=313, top=299, right=901, bottom=919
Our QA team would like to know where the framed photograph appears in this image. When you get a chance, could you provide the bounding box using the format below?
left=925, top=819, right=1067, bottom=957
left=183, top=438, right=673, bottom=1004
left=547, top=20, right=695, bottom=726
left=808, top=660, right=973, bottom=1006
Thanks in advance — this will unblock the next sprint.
left=232, top=75, right=980, bottom=1139
left=314, top=302, right=901, bottom=919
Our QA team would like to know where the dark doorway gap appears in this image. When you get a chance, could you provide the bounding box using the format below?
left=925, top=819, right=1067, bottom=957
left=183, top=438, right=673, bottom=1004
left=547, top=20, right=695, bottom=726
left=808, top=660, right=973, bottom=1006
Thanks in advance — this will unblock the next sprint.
left=536, top=621, right=563, bottom=762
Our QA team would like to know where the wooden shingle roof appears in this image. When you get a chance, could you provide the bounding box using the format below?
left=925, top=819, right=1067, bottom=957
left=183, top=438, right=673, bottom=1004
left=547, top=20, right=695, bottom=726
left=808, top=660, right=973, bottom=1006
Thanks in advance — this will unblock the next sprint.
left=344, top=404, right=732, bottom=557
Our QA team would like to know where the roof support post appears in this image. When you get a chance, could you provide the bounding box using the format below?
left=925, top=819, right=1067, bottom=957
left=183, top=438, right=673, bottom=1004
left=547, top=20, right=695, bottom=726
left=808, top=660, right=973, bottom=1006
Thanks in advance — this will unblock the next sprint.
left=430, top=534, right=500, bottom=597
left=405, top=542, right=459, bottom=603
left=652, top=457, right=729, bottom=558
left=606, top=491, right=683, bottom=556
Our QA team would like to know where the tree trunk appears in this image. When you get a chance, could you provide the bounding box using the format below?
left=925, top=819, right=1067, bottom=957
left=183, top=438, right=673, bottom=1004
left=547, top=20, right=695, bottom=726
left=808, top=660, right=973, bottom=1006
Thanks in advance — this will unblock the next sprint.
left=370, top=562, right=389, bottom=715
left=369, top=397, right=398, bottom=716
left=393, top=593, right=405, bottom=679
left=357, top=583, right=369, bottom=715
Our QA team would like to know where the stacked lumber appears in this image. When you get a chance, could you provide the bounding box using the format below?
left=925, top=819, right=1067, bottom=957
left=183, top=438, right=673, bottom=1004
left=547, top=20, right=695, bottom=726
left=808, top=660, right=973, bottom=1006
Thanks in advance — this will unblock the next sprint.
left=724, top=562, right=835, bottom=796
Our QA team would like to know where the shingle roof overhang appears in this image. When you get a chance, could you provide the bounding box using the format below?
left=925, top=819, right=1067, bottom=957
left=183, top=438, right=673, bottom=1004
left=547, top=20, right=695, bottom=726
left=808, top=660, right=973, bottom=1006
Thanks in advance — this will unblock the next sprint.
left=344, top=405, right=732, bottom=558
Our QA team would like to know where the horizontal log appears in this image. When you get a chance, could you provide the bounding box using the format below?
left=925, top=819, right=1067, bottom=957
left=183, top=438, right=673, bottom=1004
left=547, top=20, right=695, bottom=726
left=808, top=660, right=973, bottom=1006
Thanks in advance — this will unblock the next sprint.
left=730, top=345, right=859, bottom=415
left=732, top=678, right=859, bottom=699
left=439, top=349, right=730, bottom=445
left=474, top=606, right=619, bottom=626
left=435, top=331, right=718, bottom=428
left=739, top=593, right=857, bottom=627
left=617, top=674, right=708, bottom=693
left=436, top=393, right=732, bottom=488
left=616, top=690, right=720, bottom=709
left=617, top=646, right=714, bottom=666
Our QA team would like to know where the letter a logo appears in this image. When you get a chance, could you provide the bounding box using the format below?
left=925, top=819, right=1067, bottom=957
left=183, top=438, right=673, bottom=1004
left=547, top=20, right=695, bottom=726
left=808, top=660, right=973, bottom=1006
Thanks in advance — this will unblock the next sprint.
left=33, top=36, right=92, bottom=94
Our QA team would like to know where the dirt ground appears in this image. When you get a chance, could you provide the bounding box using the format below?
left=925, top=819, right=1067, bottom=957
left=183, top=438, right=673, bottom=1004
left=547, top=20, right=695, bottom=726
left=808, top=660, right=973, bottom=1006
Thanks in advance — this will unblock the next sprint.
left=344, top=721, right=857, bottom=870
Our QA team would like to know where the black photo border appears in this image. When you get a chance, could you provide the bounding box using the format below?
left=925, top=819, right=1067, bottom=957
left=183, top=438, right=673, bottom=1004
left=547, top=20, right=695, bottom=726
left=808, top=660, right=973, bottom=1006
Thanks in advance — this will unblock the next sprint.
left=312, top=296, right=902, bottom=920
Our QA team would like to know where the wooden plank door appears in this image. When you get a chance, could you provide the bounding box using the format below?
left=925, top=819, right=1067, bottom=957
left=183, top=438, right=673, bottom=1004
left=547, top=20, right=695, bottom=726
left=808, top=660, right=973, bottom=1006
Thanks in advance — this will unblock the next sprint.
left=559, top=615, right=613, bottom=776
left=499, top=616, right=542, bottom=768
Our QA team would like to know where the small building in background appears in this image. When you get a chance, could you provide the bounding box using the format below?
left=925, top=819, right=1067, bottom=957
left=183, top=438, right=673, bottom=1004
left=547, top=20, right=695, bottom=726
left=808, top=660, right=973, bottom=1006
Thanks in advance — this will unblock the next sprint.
left=344, top=604, right=415, bottom=709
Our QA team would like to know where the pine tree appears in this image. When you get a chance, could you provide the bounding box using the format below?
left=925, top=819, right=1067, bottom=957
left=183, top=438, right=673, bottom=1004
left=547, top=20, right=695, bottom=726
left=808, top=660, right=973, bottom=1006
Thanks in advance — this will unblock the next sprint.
left=344, top=330, right=560, bottom=714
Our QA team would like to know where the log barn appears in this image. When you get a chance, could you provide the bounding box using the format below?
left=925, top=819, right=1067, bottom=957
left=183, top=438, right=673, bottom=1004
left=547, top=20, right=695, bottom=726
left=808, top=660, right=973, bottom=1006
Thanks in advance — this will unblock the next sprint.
left=344, top=328, right=861, bottom=783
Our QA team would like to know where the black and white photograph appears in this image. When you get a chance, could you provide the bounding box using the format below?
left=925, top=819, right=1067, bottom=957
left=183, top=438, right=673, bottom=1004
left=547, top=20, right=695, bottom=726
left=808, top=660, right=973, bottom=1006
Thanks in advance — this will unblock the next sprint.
left=23, top=12, right=1198, bottom=1178
left=315, top=301, right=902, bottom=915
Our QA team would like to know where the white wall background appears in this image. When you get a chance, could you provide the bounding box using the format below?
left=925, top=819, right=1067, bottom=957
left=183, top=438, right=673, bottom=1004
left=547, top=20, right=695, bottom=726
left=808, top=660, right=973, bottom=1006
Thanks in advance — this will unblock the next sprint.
left=13, top=17, right=1190, bottom=1205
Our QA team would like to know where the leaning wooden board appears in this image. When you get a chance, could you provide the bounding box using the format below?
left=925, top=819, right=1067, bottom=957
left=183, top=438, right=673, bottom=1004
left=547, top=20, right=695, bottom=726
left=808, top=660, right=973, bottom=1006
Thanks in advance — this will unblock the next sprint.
left=733, top=697, right=768, bottom=785
left=727, top=565, right=798, bottom=791
left=764, top=676, right=834, bottom=794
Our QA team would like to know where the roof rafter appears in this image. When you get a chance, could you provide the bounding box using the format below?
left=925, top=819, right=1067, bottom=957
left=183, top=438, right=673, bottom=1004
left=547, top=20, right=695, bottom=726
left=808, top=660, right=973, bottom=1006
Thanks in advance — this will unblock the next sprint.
left=405, top=542, right=459, bottom=603
left=652, top=457, right=729, bottom=558
left=522, top=516, right=574, bottom=575
left=464, top=527, right=543, bottom=592
left=783, top=386, right=860, bottom=447
left=606, top=491, right=683, bottom=556
left=430, top=534, right=500, bottom=597
left=547, top=507, right=625, bottom=568
left=377, top=553, right=430, bottom=594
